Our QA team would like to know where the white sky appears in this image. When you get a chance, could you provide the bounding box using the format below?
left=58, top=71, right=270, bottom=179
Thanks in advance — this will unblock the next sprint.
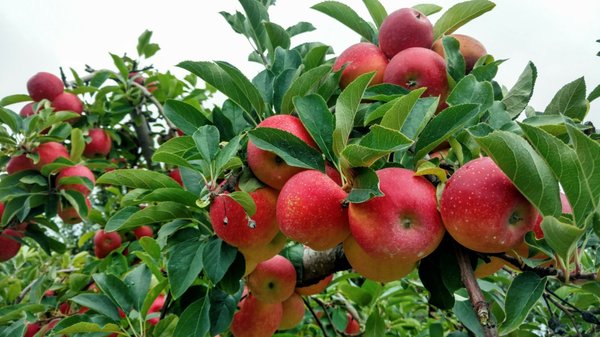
left=1, top=0, right=599, bottom=126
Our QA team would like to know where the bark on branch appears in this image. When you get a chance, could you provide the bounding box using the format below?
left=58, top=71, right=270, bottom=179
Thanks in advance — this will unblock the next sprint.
left=297, top=245, right=351, bottom=287
left=491, top=253, right=598, bottom=283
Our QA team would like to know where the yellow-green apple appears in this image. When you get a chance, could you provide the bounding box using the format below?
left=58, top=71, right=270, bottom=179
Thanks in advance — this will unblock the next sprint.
left=240, top=231, right=287, bottom=275
left=295, top=274, right=333, bottom=296
left=210, top=187, right=279, bottom=249
left=279, top=292, right=305, bottom=330
left=24, top=323, right=41, bottom=337
left=432, top=34, right=487, bottom=73
left=83, top=128, right=112, bottom=157
left=51, top=92, right=83, bottom=115
left=277, top=170, right=350, bottom=250
left=58, top=198, right=91, bottom=224
left=20, top=102, right=36, bottom=117
left=440, top=157, right=537, bottom=253
left=169, top=168, right=183, bottom=186
left=247, top=115, right=317, bottom=189
left=94, top=230, right=122, bottom=258
left=349, top=168, right=445, bottom=260
left=231, top=292, right=283, bottom=337
left=343, top=235, right=415, bottom=283
left=0, top=228, right=23, bottom=262
left=57, top=165, right=96, bottom=196
left=332, top=42, right=388, bottom=88
left=247, top=255, right=296, bottom=303
left=6, top=154, right=36, bottom=174
left=133, top=226, right=154, bottom=239
left=148, top=294, right=165, bottom=325
left=34, top=142, right=70, bottom=170
left=383, top=47, right=448, bottom=98
left=27, top=72, right=64, bottom=101
left=345, top=313, right=360, bottom=334
left=378, top=8, right=433, bottom=59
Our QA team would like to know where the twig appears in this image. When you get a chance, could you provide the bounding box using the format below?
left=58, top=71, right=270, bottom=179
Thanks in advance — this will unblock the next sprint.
left=160, top=292, right=171, bottom=320
left=131, top=106, right=155, bottom=168
left=16, top=280, right=36, bottom=303
left=303, top=296, right=329, bottom=337
left=491, top=253, right=597, bottom=283
left=545, top=294, right=583, bottom=337
left=131, top=81, right=175, bottom=130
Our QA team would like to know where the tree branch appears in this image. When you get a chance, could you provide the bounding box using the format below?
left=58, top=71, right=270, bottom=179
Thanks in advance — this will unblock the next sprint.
left=491, top=253, right=597, bottom=283
left=297, top=245, right=350, bottom=287
left=131, top=106, right=155, bottom=168
left=131, top=81, right=176, bottom=130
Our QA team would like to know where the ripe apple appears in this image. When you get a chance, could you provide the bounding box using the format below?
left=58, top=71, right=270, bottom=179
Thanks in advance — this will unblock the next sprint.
left=383, top=47, right=449, bottom=98
left=345, top=313, right=360, bottom=334
left=169, top=168, right=183, bottom=186
left=20, top=102, right=36, bottom=117
left=59, top=302, right=71, bottom=315
left=279, top=292, right=305, bottom=330
left=349, top=168, right=444, bottom=261
left=440, top=157, right=537, bottom=253
left=58, top=198, right=91, bottom=224
left=128, top=72, right=145, bottom=85
left=34, top=142, right=70, bottom=170
left=210, top=187, right=279, bottom=249
left=94, top=230, right=122, bottom=258
left=133, top=226, right=154, bottom=239
left=0, top=228, right=23, bottom=262
left=231, top=292, right=283, bottom=337
left=296, top=274, right=333, bottom=296
left=52, top=92, right=83, bottom=115
left=378, top=8, right=434, bottom=59
left=240, top=231, right=287, bottom=266
left=431, top=34, right=487, bottom=73
left=83, top=128, right=112, bottom=157
left=247, top=115, right=317, bottom=190
left=247, top=255, right=296, bottom=303
left=39, top=318, right=61, bottom=337
left=27, top=72, right=64, bottom=101
left=148, top=294, right=165, bottom=325
left=332, top=42, right=388, bottom=88
left=6, top=154, right=36, bottom=174
left=277, top=170, right=350, bottom=250
left=57, top=165, right=96, bottom=196
left=24, top=323, right=41, bottom=337
left=343, top=235, right=415, bottom=283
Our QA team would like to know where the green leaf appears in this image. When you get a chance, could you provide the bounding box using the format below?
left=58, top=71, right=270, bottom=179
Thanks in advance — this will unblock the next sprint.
left=203, top=238, right=238, bottom=284
left=124, top=264, right=151, bottom=311
left=429, top=323, right=444, bottom=337
left=414, top=104, right=480, bottom=160
left=286, top=21, right=316, bottom=37
left=215, top=61, right=265, bottom=117
left=380, top=88, right=426, bottom=131
left=544, top=77, right=587, bottom=121
left=453, top=300, right=484, bottom=337
left=280, top=65, right=331, bottom=115
left=0, top=94, right=31, bottom=107
left=105, top=206, right=139, bottom=232
left=294, top=94, right=335, bottom=163
left=0, top=107, right=20, bottom=133
left=168, top=239, right=205, bottom=299
left=93, top=273, right=134, bottom=313
left=173, top=296, right=211, bottom=337
left=119, top=202, right=192, bottom=231
left=226, top=191, right=257, bottom=217
left=588, top=83, right=600, bottom=102
left=70, top=128, right=85, bottom=163
left=209, top=288, right=240, bottom=336
left=57, top=322, right=121, bottom=335
left=432, top=0, right=495, bottom=40
left=364, top=309, right=386, bottom=337
left=447, top=74, right=494, bottom=113
left=193, top=125, right=220, bottom=161
left=566, top=124, right=600, bottom=209
left=239, top=0, right=270, bottom=53
left=248, top=127, right=325, bottom=171
left=502, top=62, right=537, bottom=118
left=97, top=169, right=181, bottom=189
left=264, top=21, right=291, bottom=51
left=469, top=129, right=562, bottom=217
left=541, top=216, right=585, bottom=264
left=140, top=188, right=199, bottom=207
left=163, top=100, right=210, bottom=136
left=332, top=308, right=349, bottom=331
left=303, top=44, right=331, bottom=71
left=312, top=1, right=376, bottom=42
left=363, top=83, right=409, bottom=102
left=413, top=4, right=443, bottom=16
left=137, top=30, right=152, bottom=56
left=152, top=136, right=200, bottom=168
left=110, top=53, right=129, bottom=79
left=500, top=272, right=548, bottom=334
left=0, top=304, right=46, bottom=324
left=142, top=280, right=168, bottom=317
left=61, top=189, right=89, bottom=219
left=342, top=125, right=412, bottom=167
left=442, top=36, right=466, bottom=82
left=139, top=236, right=161, bottom=261
left=346, top=167, right=383, bottom=203
left=362, top=0, right=387, bottom=27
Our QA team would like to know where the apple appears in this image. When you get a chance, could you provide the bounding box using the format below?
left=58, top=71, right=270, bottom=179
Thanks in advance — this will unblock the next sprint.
left=473, top=257, right=506, bottom=278
left=349, top=168, right=444, bottom=261
left=20, top=102, right=36, bottom=117
left=39, top=318, right=61, bottom=337
left=210, top=187, right=279, bottom=249
left=27, top=72, right=64, bottom=101
left=343, top=235, right=416, bottom=283
left=94, top=230, right=122, bottom=258
left=239, top=231, right=287, bottom=266
left=83, top=128, right=112, bottom=157
left=378, top=8, right=434, bottom=59
left=247, top=255, right=296, bottom=303
left=332, top=42, right=388, bottom=88
left=277, top=170, right=350, bottom=250
left=52, top=92, right=83, bottom=115
left=440, top=157, right=537, bottom=253
left=279, top=292, right=305, bottom=330
left=231, top=292, right=283, bottom=337
left=133, top=226, right=154, bottom=239
left=345, top=313, right=360, bottom=334
left=533, top=193, right=572, bottom=239
left=148, top=294, right=165, bottom=325
left=325, top=165, right=343, bottom=186
left=34, top=142, right=70, bottom=170
left=169, top=168, right=183, bottom=186
left=59, top=302, right=71, bottom=315
left=58, top=197, right=91, bottom=224
left=128, top=72, right=145, bottom=85
left=247, top=115, right=317, bottom=190
left=296, top=274, right=333, bottom=296
left=57, top=165, right=96, bottom=196
left=431, top=34, right=487, bottom=73
left=0, top=228, right=23, bottom=262
left=24, top=323, right=41, bottom=337
left=383, top=47, right=449, bottom=98
left=6, top=154, right=36, bottom=174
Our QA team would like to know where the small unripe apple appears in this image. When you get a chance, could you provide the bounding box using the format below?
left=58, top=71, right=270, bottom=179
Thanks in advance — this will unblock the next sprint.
left=6, top=154, right=36, bottom=174
left=279, top=292, right=305, bottom=330
left=231, top=292, right=283, bottom=337
left=148, top=294, right=165, bottom=325
left=94, top=230, right=122, bottom=259
left=57, top=165, right=96, bottom=196
left=332, top=42, right=388, bottom=88
left=133, top=226, right=154, bottom=239
left=378, top=8, right=434, bottom=59
left=58, top=198, right=91, bottom=224
left=34, top=142, right=70, bottom=170
left=169, top=168, right=183, bottom=186
left=20, top=102, right=36, bottom=117
left=51, top=92, right=83, bottom=115
left=0, top=228, right=23, bottom=262
left=83, top=128, right=112, bottom=157
left=296, top=274, right=333, bottom=296
left=431, top=34, right=487, bottom=73
left=247, top=255, right=296, bottom=303
left=27, top=72, right=64, bottom=101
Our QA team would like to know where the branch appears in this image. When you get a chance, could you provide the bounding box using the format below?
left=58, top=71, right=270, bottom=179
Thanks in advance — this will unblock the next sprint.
left=491, top=253, right=597, bottom=283
left=131, top=106, right=155, bottom=168
left=297, top=245, right=351, bottom=287
left=303, top=296, right=330, bottom=337
left=131, top=81, right=175, bottom=130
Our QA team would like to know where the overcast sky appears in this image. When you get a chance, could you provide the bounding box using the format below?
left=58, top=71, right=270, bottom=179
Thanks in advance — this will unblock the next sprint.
left=1, top=0, right=598, bottom=126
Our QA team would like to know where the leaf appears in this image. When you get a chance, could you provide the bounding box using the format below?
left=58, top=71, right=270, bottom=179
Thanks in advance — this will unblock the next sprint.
left=110, top=53, right=129, bottom=79
left=239, top=0, right=269, bottom=53
left=163, top=100, right=210, bottom=136
left=500, top=272, right=547, bottom=334
left=93, top=273, right=134, bottom=313
left=415, top=161, right=448, bottom=183
left=215, top=61, right=265, bottom=117
left=248, top=127, right=325, bottom=171
left=413, top=4, right=443, bottom=16
left=502, top=62, right=537, bottom=118
left=139, top=237, right=161, bottom=261
left=264, top=22, right=291, bottom=51
left=0, top=94, right=31, bottom=107
left=364, top=309, right=386, bottom=337
left=294, top=94, right=335, bottom=163
left=105, top=206, right=139, bottom=232
left=140, top=188, right=199, bottom=207
left=97, top=169, right=181, bottom=189
left=447, top=74, right=494, bottom=113
left=173, top=296, right=211, bottom=337
left=209, top=288, right=239, bottom=335
left=588, top=83, right=600, bottom=102
left=312, top=1, right=376, bottom=42
left=70, top=128, right=85, bottom=163
left=362, top=0, right=387, bottom=27
left=380, top=88, right=426, bottom=131
left=168, top=239, right=205, bottom=299
left=453, top=300, right=484, bottom=337
left=203, top=238, right=238, bottom=284
left=342, top=125, right=412, bottom=167
left=119, top=202, right=192, bottom=231
left=400, top=97, right=439, bottom=139
left=0, top=107, right=20, bottom=133
left=442, top=35, right=466, bottom=82
left=193, top=125, right=220, bottom=161
left=0, top=304, right=46, bottom=324
left=432, top=0, right=495, bottom=40
left=226, top=191, right=257, bottom=217
left=346, top=167, right=383, bottom=203
left=280, top=65, right=331, bottom=115
left=540, top=216, right=585, bottom=264
left=544, top=77, right=587, bottom=121
left=286, top=22, right=316, bottom=37
left=57, top=322, right=121, bottom=335
left=152, top=136, right=200, bottom=168
left=124, top=264, right=151, bottom=311
left=566, top=124, right=600, bottom=209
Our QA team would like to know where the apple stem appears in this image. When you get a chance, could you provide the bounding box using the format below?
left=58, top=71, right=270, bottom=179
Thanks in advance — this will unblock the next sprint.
left=455, top=244, right=499, bottom=337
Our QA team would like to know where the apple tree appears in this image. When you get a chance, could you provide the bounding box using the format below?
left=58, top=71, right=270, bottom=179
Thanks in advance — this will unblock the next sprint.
left=0, top=0, right=599, bottom=337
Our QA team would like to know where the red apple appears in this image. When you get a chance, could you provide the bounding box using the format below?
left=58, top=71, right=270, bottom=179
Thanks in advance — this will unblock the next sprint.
left=345, top=313, right=360, bottom=334
left=332, top=42, right=388, bottom=88
left=296, top=274, right=333, bottom=296
left=133, top=226, right=154, bottom=239
left=0, top=228, right=23, bottom=262
left=56, top=165, right=96, bottom=196
left=383, top=47, right=448, bottom=98
left=39, top=318, right=61, bottom=337
left=431, top=34, right=487, bottom=73
left=129, top=72, right=145, bottom=85
left=325, top=165, right=343, bottom=186
left=169, top=168, right=183, bottom=186
left=247, top=115, right=317, bottom=190
left=533, top=193, right=572, bottom=239
left=24, top=323, right=41, bottom=337
left=58, top=198, right=91, bottom=224
left=34, top=142, right=70, bottom=170
left=349, top=168, right=444, bottom=261
left=6, top=154, right=36, bottom=174
left=94, top=230, right=122, bottom=258
left=247, top=255, right=296, bottom=303
left=440, top=157, right=537, bottom=253
left=378, top=8, right=434, bottom=59
left=240, top=231, right=287, bottom=276
left=231, top=292, right=283, bottom=337
left=210, top=187, right=279, bottom=249
left=52, top=92, right=83, bottom=115
left=27, top=72, right=64, bottom=101
left=277, top=170, right=350, bottom=250
left=59, top=302, right=71, bottom=315
left=279, top=292, right=305, bottom=330
left=148, top=294, right=165, bottom=325
left=83, top=128, right=112, bottom=157
left=20, top=102, right=36, bottom=117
